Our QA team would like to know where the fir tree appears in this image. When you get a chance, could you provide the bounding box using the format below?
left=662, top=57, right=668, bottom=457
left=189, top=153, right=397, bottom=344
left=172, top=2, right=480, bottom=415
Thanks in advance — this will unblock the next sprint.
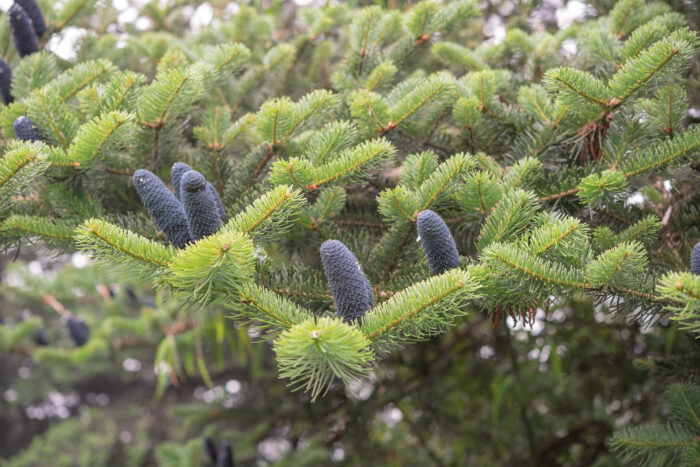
left=0, top=0, right=698, bottom=464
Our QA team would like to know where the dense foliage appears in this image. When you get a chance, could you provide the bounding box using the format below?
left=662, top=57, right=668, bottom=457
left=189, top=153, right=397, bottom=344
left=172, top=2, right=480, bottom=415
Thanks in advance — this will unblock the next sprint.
left=0, top=0, right=698, bottom=465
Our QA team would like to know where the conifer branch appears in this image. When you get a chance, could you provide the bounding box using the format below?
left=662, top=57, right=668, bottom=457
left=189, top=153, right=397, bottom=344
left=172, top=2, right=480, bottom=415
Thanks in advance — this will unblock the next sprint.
left=76, top=219, right=175, bottom=273
left=361, top=268, right=481, bottom=347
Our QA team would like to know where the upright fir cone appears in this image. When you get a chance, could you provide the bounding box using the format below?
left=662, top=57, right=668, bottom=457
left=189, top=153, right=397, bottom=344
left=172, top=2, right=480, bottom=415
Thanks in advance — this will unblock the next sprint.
left=0, top=57, right=13, bottom=104
left=217, top=441, right=234, bottom=467
left=172, top=162, right=225, bottom=219
left=13, top=116, right=43, bottom=141
left=133, top=169, right=192, bottom=249
left=208, top=181, right=226, bottom=219
left=181, top=170, right=222, bottom=240
left=320, top=240, right=373, bottom=323
left=17, top=311, right=49, bottom=345
left=203, top=437, right=218, bottom=465
left=66, top=315, right=90, bottom=347
left=692, top=242, right=700, bottom=275
left=171, top=162, right=191, bottom=201
left=416, top=210, right=460, bottom=275
left=15, top=0, right=45, bottom=37
left=33, top=328, right=48, bottom=346
left=9, top=3, right=39, bottom=58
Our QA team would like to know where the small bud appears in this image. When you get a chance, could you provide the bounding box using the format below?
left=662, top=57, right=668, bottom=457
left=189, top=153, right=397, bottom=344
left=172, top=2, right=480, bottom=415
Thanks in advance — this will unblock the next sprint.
left=15, top=0, right=46, bottom=37
left=9, top=4, right=39, bottom=58
left=320, top=240, right=373, bottom=323
left=66, top=315, right=90, bottom=347
left=416, top=210, right=460, bottom=275
left=203, top=437, right=218, bottom=465
left=181, top=170, right=222, bottom=240
left=33, top=328, right=48, bottom=346
left=217, top=440, right=234, bottom=467
left=133, top=169, right=192, bottom=249
left=171, top=162, right=191, bottom=201
left=13, top=116, right=43, bottom=142
left=0, top=57, right=13, bottom=104
left=692, top=241, right=700, bottom=275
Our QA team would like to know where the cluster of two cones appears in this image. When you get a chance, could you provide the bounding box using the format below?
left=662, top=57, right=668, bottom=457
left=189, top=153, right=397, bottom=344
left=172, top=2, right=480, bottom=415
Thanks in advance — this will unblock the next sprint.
left=2, top=311, right=89, bottom=348
left=0, top=0, right=46, bottom=104
left=133, top=163, right=225, bottom=249
left=203, top=437, right=234, bottom=467
left=321, top=210, right=460, bottom=324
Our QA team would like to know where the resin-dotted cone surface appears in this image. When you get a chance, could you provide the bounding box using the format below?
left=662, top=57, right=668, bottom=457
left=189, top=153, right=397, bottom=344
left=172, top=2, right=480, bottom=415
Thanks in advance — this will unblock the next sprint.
left=692, top=242, right=700, bottom=275
left=9, top=4, right=38, bottom=58
left=320, top=240, right=373, bottom=323
left=417, top=210, right=460, bottom=275
left=181, top=170, right=222, bottom=240
left=13, top=116, right=43, bottom=142
left=133, top=169, right=191, bottom=249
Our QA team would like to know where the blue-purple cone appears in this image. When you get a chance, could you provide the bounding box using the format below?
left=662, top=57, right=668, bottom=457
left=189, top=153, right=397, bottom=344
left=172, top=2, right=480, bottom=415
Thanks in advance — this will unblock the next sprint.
left=181, top=170, right=222, bottom=240
left=203, top=437, right=218, bottom=465
left=692, top=242, right=700, bottom=275
left=171, top=162, right=191, bottom=201
left=34, top=328, right=48, bottom=346
left=15, top=0, right=45, bottom=37
left=66, top=315, right=90, bottom=347
left=217, top=441, right=233, bottom=467
left=9, top=4, right=39, bottom=58
left=133, top=169, right=192, bottom=249
left=0, top=57, right=13, bottom=104
left=417, top=210, right=460, bottom=275
left=173, top=162, right=225, bottom=219
left=207, top=182, right=225, bottom=219
left=320, top=240, right=373, bottom=323
left=13, top=116, right=43, bottom=141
